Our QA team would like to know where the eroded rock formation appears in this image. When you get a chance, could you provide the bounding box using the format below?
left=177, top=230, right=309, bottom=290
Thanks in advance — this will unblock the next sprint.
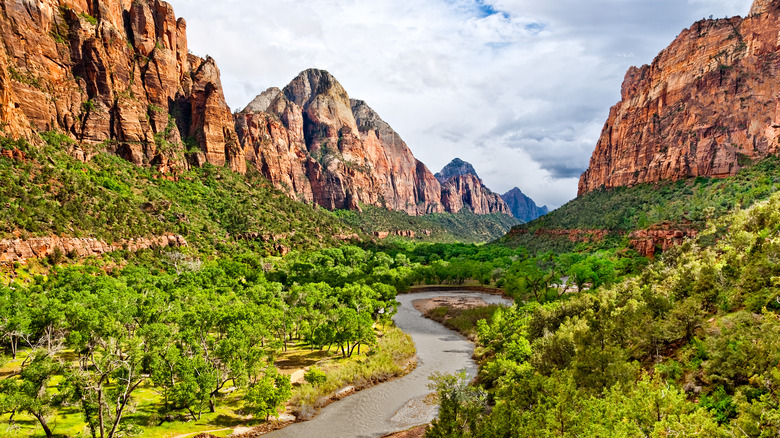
left=435, top=158, right=511, bottom=215
left=629, top=224, right=699, bottom=258
left=238, top=70, right=511, bottom=215
left=0, top=234, right=186, bottom=265
left=0, top=0, right=243, bottom=173
left=579, top=0, right=780, bottom=195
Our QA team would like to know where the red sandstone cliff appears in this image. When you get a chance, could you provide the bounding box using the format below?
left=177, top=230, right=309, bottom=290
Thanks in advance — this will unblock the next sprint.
left=579, top=0, right=780, bottom=195
left=435, top=159, right=511, bottom=215
left=0, top=0, right=243, bottom=173
left=236, top=69, right=448, bottom=215
left=236, top=74, right=517, bottom=217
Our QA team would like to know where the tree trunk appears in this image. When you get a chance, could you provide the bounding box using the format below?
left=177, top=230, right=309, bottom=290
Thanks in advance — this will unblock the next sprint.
left=33, top=412, right=53, bottom=438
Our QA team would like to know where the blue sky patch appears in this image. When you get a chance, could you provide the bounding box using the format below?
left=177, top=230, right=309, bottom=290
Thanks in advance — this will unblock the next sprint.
left=525, top=23, right=545, bottom=35
left=475, top=0, right=509, bottom=19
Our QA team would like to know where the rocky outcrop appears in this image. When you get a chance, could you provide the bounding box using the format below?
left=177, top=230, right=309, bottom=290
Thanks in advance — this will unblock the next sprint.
left=372, top=230, right=431, bottom=239
left=0, top=234, right=186, bottom=265
left=629, top=224, right=698, bottom=258
left=0, top=0, right=243, bottom=174
left=434, top=158, right=478, bottom=184
left=236, top=69, right=447, bottom=215
left=579, top=0, right=780, bottom=195
left=501, top=187, right=549, bottom=222
left=436, top=159, right=511, bottom=215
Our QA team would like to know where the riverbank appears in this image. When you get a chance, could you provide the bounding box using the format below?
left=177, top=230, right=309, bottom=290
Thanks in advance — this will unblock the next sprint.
left=405, top=285, right=508, bottom=297
left=262, top=291, right=512, bottom=438
left=227, top=325, right=416, bottom=437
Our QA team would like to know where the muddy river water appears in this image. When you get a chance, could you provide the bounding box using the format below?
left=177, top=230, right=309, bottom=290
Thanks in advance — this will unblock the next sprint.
left=264, top=291, right=513, bottom=438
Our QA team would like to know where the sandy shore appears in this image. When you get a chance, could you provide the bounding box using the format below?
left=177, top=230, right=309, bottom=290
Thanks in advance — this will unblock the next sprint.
left=411, top=296, right=489, bottom=314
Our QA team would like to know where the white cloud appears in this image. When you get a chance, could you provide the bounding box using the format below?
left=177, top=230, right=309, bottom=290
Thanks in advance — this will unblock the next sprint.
left=167, top=0, right=753, bottom=209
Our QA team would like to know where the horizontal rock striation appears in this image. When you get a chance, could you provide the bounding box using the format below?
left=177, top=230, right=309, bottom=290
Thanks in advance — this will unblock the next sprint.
left=0, top=0, right=243, bottom=173
left=0, top=234, right=186, bottom=264
left=579, top=0, right=780, bottom=195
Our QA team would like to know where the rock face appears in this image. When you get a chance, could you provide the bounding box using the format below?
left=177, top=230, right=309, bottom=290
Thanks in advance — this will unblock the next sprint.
left=434, top=158, right=478, bottom=183
left=0, top=0, right=243, bottom=174
left=579, top=0, right=780, bottom=195
left=629, top=223, right=699, bottom=258
left=0, top=234, right=186, bottom=265
left=501, top=187, right=549, bottom=223
left=238, top=69, right=483, bottom=215
left=435, top=158, right=511, bottom=215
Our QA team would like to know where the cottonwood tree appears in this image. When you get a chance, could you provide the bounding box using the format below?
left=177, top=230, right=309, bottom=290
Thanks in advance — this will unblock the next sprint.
left=0, top=352, right=62, bottom=438
left=245, top=368, right=292, bottom=421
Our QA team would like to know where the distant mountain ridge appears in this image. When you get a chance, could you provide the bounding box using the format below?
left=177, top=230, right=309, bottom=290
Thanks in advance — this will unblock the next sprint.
left=501, top=187, right=548, bottom=223
left=236, top=71, right=514, bottom=217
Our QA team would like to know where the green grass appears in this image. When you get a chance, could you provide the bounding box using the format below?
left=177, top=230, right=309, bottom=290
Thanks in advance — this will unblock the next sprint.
left=425, top=304, right=505, bottom=339
left=289, top=325, right=415, bottom=417
left=1, top=326, right=414, bottom=438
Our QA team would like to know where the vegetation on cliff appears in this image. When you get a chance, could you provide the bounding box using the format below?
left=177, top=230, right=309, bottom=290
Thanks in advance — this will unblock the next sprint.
left=335, top=205, right=519, bottom=244
left=500, top=156, right=780, bottom=253
left=0, top=133, right=360, bottom=254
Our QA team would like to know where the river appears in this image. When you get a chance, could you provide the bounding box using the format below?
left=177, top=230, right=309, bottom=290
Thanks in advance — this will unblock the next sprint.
left=264, top=291, right=513, bottom=438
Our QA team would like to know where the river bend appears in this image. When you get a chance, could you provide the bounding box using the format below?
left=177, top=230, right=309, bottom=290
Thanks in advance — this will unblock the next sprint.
left=264, top=291, right=512, bottom=438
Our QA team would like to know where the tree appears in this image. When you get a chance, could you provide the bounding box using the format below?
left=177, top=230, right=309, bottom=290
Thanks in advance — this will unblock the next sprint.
left=0, top=352, right=61, bottom=438
left=426, top=371, right=487, bottom=438
left=304, top=367, right=327, bottom=386
left=245, top=368, right=292, bottom=421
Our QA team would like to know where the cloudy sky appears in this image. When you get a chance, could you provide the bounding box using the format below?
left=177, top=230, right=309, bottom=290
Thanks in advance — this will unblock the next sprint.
left=167, top=0, right=753, bottom=209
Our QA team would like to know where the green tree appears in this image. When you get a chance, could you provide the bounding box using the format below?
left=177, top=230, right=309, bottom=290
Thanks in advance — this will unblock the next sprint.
left=245, top=368, right=292, bottom=421
left=0, top=352, right=61, bottom=438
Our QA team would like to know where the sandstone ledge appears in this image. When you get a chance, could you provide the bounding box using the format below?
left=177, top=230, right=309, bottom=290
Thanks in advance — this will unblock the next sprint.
left=0, top=234, right=187, bottom=265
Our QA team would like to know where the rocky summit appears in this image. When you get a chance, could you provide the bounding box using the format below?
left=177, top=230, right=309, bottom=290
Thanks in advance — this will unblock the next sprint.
left=579, top=0, right=780, bottom=195
left=0, top=0, right=243, bottom=174
left=501, top=187, right=548, bottom=223
left=236, top=71, right=512, bottom=216
left=434, top=158, right=479, bottom=184
left=235, top=69, right=443, bottom=214
left=435, top=158, right=511, bottom=215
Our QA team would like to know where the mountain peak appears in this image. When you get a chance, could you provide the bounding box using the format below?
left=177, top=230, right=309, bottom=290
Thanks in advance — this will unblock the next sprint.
left=501, top=187, right=548, bottom=223
left=435, top=158, right=479, bottom=184
left=283, top=68, right=349, bottom=108
left=243, top=87, right=281, bottom=113
left=750, top=0, right=779, bottom=15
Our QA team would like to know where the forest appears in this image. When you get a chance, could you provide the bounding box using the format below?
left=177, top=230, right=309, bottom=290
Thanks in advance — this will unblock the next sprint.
left=0, top=230, right=646, bottom=436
